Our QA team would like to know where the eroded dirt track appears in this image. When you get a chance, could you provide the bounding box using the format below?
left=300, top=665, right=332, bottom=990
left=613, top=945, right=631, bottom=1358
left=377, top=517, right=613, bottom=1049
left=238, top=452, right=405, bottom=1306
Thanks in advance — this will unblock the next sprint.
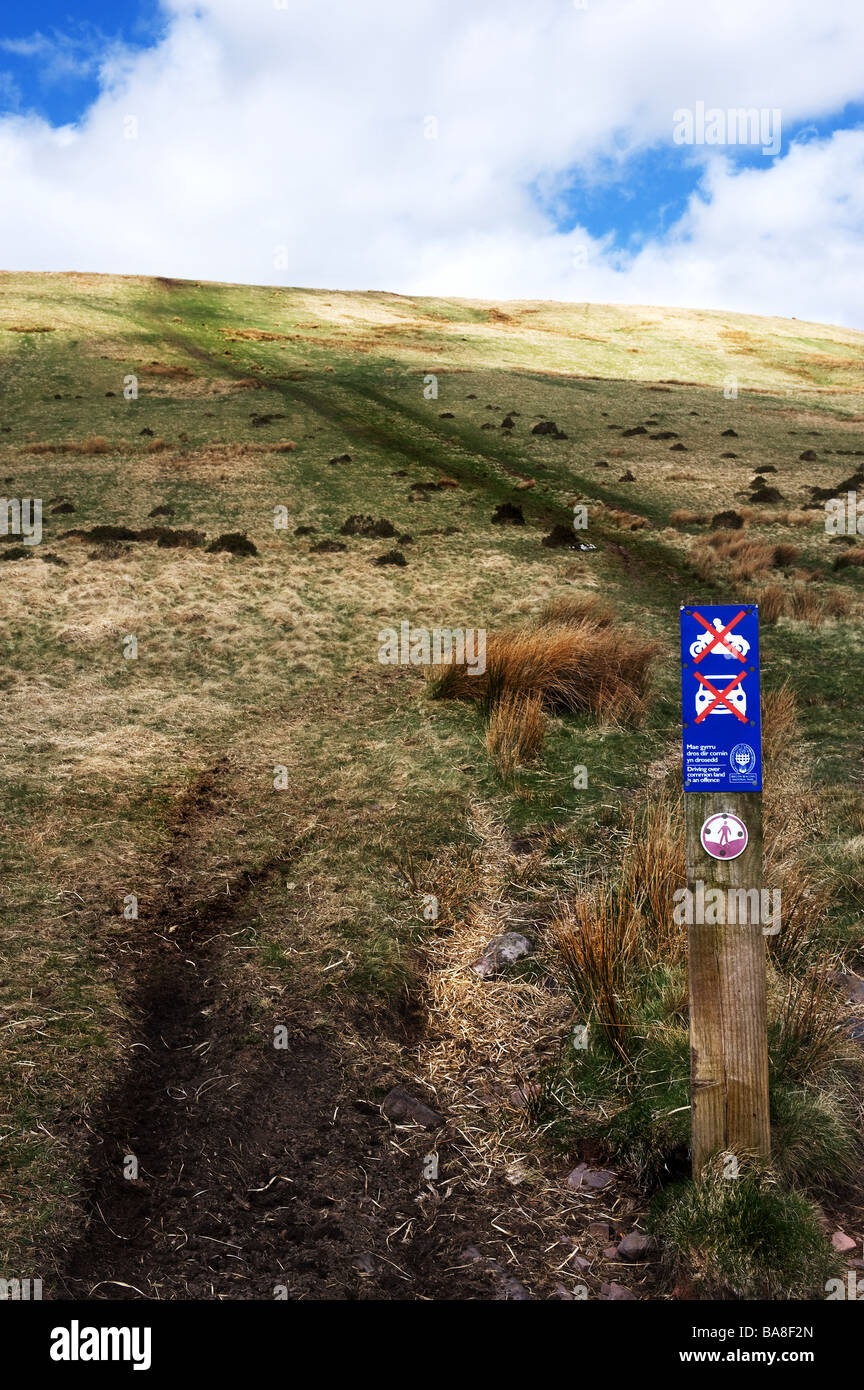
left=55, top=761, right=491, bottom=1301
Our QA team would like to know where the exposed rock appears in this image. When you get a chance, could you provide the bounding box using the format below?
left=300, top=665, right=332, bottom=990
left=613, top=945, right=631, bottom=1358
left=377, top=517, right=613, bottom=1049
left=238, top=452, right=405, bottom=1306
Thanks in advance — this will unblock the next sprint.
left=721, top=429, right=739, bottom=437
left=832, top=971, right=864, bottom=1004
left=509, top=1082, right=541, bottom=1109
left=498, top=1276, right=530, bottom=1300
left=799, top=449, right=818, bottom=462
left=471, top=931, right=531, bottom=979
left=831, top=1231, right=857, bottom=1253
left=617, top=1231, right=655, bottom=1261
left=381, top=1087, right=445, bottom=1129
left=566, top=1163, right=615, bottom=1191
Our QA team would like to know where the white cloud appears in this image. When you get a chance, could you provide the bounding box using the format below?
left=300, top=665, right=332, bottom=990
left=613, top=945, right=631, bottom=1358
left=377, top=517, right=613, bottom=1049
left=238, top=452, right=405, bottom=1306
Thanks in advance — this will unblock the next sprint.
left=1, top=0, right=863, bottom=325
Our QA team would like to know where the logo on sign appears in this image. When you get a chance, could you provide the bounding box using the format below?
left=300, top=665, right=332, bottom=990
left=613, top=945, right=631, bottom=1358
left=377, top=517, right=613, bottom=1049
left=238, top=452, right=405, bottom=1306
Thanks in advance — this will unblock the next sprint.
left=730, top=743, right=757, bottom=782
left=701, top=812, right=748, bottom=860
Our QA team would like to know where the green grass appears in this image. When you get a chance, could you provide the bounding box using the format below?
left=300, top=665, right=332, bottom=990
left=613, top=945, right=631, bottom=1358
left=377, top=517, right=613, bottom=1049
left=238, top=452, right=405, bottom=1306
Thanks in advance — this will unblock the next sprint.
left=1, top=270, right=863, bottom=1291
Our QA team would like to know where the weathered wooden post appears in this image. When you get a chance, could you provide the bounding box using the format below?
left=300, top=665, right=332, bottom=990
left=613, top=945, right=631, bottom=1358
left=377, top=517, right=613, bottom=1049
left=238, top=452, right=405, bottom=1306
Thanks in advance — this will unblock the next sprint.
left=680, top=602, right=770, bottom=1173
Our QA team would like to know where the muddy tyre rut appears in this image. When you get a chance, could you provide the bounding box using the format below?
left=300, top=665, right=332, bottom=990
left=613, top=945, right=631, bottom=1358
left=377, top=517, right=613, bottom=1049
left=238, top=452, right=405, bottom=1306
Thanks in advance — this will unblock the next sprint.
left=55, top=761, right=486, bottom=1301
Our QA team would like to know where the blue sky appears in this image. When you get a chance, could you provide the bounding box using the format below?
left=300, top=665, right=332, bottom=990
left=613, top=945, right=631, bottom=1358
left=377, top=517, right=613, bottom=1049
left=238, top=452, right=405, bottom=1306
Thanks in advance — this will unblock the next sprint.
left=1, top=0, right=863, bottom=327
left=0, top=2, right=165, bottom=126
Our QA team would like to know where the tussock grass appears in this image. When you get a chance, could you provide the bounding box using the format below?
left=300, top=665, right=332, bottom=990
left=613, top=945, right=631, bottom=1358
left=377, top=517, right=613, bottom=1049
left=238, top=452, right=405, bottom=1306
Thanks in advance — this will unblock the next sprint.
left=761, top=682, right=798, bottom=764
left=755, top=581, right=786, bottom=623
left=754, top=583, right=854, bottom=628
left=430, top=620, right=659, bottom=722
left=485, top=692, right=546, bottom=778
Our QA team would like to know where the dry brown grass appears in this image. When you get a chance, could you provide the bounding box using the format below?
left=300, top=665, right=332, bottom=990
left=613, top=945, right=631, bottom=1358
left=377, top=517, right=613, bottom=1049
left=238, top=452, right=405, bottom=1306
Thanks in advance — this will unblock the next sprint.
left=755, top=583, right=786, bottom=623
left=552, top=882, right=636, bottom=1062
left=431, top=620, right=659, bottom=722
left=788, top=586, right=825, bottom=628
left=537, top=592, right=615, bottom=627
left=762, top=682, right=798, bottom=765
left=670, top=509, right=707, bottom=526
left=23, top=435, right=110, bottom=455
left=834, top=546, right=864, bottom=570
left=695, top=536, right=801, bottom=583
left=549, top=789, right=685, bottom=1064
left=823, top=588, right=853, bottom=617
left=485, top=692, right=546, bottom=778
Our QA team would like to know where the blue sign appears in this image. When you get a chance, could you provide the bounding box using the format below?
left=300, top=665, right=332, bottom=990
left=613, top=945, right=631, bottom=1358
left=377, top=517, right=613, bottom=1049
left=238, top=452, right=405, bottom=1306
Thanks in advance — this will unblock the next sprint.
left=680, top=604, right=762, bottom=792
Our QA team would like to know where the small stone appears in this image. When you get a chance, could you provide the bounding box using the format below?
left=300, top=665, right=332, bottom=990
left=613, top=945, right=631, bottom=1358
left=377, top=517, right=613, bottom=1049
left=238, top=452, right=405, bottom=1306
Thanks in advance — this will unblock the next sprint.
left=603, top=1245, right=619, bottom=1259
left=353, top=1252, right=375, bottom=1275
left=617, top=1231, right=655, bottom=1261
left=587, top=1221, right=610, bottom=1241
left=498, top=1276, right=530, bottom=1300
left=574, top=1255, right=591, bottom=1271
left=566, top=1164, right=615, bottom=1191
left=831, top=1230, right=857, bottom=1253
left=601, top=1281, right=636, bottom=1300
left=471, top=931, right=531, bottom=979
left=585, top=1169, right=615, bottom=1189
left=553, top=1283, right=574, bottom=1299
left=833, top=971, right=864, bottom=1004
left=381, top=1086, right=445, bottom=1129
left=509, top=1082, right=540, bottom=1109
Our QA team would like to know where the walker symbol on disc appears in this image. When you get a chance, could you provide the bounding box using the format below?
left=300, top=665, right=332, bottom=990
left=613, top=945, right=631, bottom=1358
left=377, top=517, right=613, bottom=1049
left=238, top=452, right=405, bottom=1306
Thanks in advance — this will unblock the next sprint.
left=700, top=812, right=748, bottom=860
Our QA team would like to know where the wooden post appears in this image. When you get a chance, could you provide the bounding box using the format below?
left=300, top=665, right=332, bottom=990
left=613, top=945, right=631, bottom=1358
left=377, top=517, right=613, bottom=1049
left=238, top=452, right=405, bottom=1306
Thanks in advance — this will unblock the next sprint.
left=686, top=790, right=770, bottom=1171
left=680, top=600, right=770, bottom=1174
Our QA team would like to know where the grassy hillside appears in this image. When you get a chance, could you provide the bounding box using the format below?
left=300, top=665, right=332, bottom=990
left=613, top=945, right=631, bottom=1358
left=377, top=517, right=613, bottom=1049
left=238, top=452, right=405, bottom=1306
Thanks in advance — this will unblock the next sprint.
left=1, top=271, right=862, bottom=1300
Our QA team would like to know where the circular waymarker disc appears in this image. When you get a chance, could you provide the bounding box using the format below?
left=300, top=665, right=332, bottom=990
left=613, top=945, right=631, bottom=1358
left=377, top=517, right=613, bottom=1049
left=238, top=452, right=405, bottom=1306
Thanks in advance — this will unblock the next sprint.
left=700, top=812, right=748, bottom=861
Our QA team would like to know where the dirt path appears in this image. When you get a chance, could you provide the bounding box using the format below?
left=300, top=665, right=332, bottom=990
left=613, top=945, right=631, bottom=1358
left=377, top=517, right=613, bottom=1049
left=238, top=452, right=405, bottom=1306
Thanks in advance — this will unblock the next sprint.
left=54, top=761, right=493, bottom=1301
